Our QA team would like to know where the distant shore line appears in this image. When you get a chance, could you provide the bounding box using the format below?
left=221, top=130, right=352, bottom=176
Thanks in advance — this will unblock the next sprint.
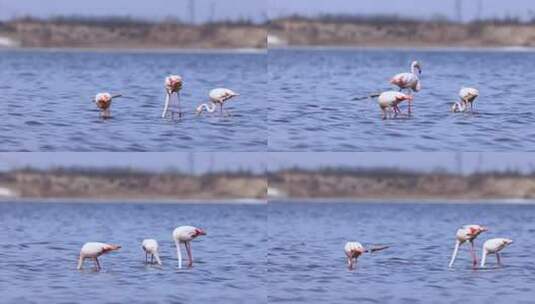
left=0, top=197, right=267, bottom=204
left=268, top=45, right=535, bottom=52
left=3, top=46, right=535, bottom=53
left=0, top=46, right=267, bottom=54
left=270, top=198, right=535, bottom=204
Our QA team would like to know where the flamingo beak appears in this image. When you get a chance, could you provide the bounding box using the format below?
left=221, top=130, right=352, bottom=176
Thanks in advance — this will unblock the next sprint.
left=198, top=229, right=207, bottom=236
left=480, top=226, right=489, bottom=232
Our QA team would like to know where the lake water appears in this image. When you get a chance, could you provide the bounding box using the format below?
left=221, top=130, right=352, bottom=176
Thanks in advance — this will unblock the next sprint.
left=268, top=201, right=535, bottom=304
left=0, top=202, right=266, bottom=303
left=268, top=49, right=535, bottom=151
left=0, top=50, right=267, bottom=151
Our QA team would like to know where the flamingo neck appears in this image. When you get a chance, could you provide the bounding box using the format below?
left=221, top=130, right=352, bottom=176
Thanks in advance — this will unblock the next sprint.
left=199, top=103, right=217, bottom=113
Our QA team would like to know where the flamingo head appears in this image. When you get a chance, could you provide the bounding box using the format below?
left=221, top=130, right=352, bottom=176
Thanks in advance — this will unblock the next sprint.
left=165, top=75, right=183, bottom=93
left=478, top=226, right=489, bottom=233
left=194, top=228, right=207, bottom=237
left=502, top=239, right=513, bottom=245
left=102, top=244, right=121, bottom=253
left=411, top=61, right=422, bottom=75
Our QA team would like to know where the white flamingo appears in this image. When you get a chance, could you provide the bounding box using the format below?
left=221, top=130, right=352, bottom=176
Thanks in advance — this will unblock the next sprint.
left=390, top=61, right=422, bottom=113
left=196, top=88, right=239, bottom=116
left=142, top=239, right=162, bottom=265
left=376, top=91, right=413, bottom=119
left=162, top=75, right=183, bottom=118
left=94, top=93, right=122, bottom=118
left=448, top=224, right=488, bottom=268
left=481, top=238, right=513, bottom=268
left=344, top=242, right=389, bottom=270
left=77, top=242, right=121, bottom=271
left=172, top=226, right=206, bottom=269
left=451, top=87, right=479, bottom=112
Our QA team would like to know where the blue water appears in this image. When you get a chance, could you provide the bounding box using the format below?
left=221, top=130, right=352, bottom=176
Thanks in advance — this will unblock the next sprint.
left=0, top=202, right=266, bottom=303
left=268, top=49, right=535, bottom=151
left=0, top=50, right=267, bottom=151
left=268, top=201, right=535, bottom=304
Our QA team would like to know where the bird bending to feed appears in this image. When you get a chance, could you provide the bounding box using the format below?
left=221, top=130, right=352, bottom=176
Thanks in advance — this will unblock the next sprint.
left=390, top=60, right=422, bottom=113
left=448, top=224, right=488, bottom=268
left=344, top=241, right=389, bottom=270
left=451, top=87, right=479, bottom=113
left=481, top=238, right=513, bottom=268
left=94, top=93, right=122, bottom=118
left=173, top=226, right=206, bottom=269
left=77, top=242, right=121, bottom=271
left=162, top=75, right=183, bottom=119
left=376, top=91, right=413, bottom=119
left=196, top=88, right=239, bottom=116
left=142, top=239, right=162, bottom=265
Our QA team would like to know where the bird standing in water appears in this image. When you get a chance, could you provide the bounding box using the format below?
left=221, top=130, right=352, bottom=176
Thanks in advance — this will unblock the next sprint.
left=376, top=91, right=413, bottom=119
left=196, top=88, right=239, bottom=116
left=451, top=87, right=479, bottom=112
left=390, top=60, right=422, bottom=113
left=173, top=226, right=206, bottom=269
left=162, top=75, right=183, bottom=119
left=142, top=239, right=162, bottom=265
left=344, top=241, right=389, bottom=270
left=481, top=238, right=513, bottom=268
left=448, top=224, right=488, bottom=268
left=77, top=242, right=121, bottom=271
left=94, top=93, right=122, bottom=118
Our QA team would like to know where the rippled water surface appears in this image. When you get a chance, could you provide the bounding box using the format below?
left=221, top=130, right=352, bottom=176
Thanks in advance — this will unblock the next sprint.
left=268, top=202, right=535, bottom=304
left=268, top=49, right=535, bottom=151
left=0, top=50, right=266, bottom=151
left=0, top=202, right=266, bottom=303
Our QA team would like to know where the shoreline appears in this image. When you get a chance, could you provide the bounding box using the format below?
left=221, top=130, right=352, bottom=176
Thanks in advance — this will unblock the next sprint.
left=0, top=197, right=267, bottom=205
left=268, top=45, right=535, bottom=52
left=269, top=197, right=535, bottom=204
left=0, top=46, right=266, bottom=54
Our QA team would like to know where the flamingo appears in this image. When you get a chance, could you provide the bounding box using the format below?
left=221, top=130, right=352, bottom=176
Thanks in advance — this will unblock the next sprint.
left=142, top=239, right=162, bottom=265
left=376, top=91, right=413, bottom=119
left=481, top=238, right=513, bottom=267
left=448, top=224, right=488, bottom=268
left=344, top=242, right=389, bottom=270
left=196, top=88, right=239, bottom=116
left=172, top=226, right=206, bottom=269
left=390, top=60, right=422, bottom=113
left=451, top=87, right=479, bottom=112
left=162, top=75, right=183, bottom=118
left=94, top=93, right=122, bottom=118
left=77, top=242, right=121, bottom=271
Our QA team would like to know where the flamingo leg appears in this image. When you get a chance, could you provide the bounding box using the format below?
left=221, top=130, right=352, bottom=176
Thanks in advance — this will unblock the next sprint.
left=177, top=92, right=182, bottom=118
left=496, top=253, right=501, bottom=266
left=95, top=257, right=101, bottom=271
left=382, top=108, right=387, bottom=120
left=347, top=257, right=354, bottom=270
left=151, top=255, right=154, bottom=264
left=469, top=241, right=478, bottom=268
left=185, top=241, right=193, bottom=267
left=145, top=252, right=148, bottom=263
